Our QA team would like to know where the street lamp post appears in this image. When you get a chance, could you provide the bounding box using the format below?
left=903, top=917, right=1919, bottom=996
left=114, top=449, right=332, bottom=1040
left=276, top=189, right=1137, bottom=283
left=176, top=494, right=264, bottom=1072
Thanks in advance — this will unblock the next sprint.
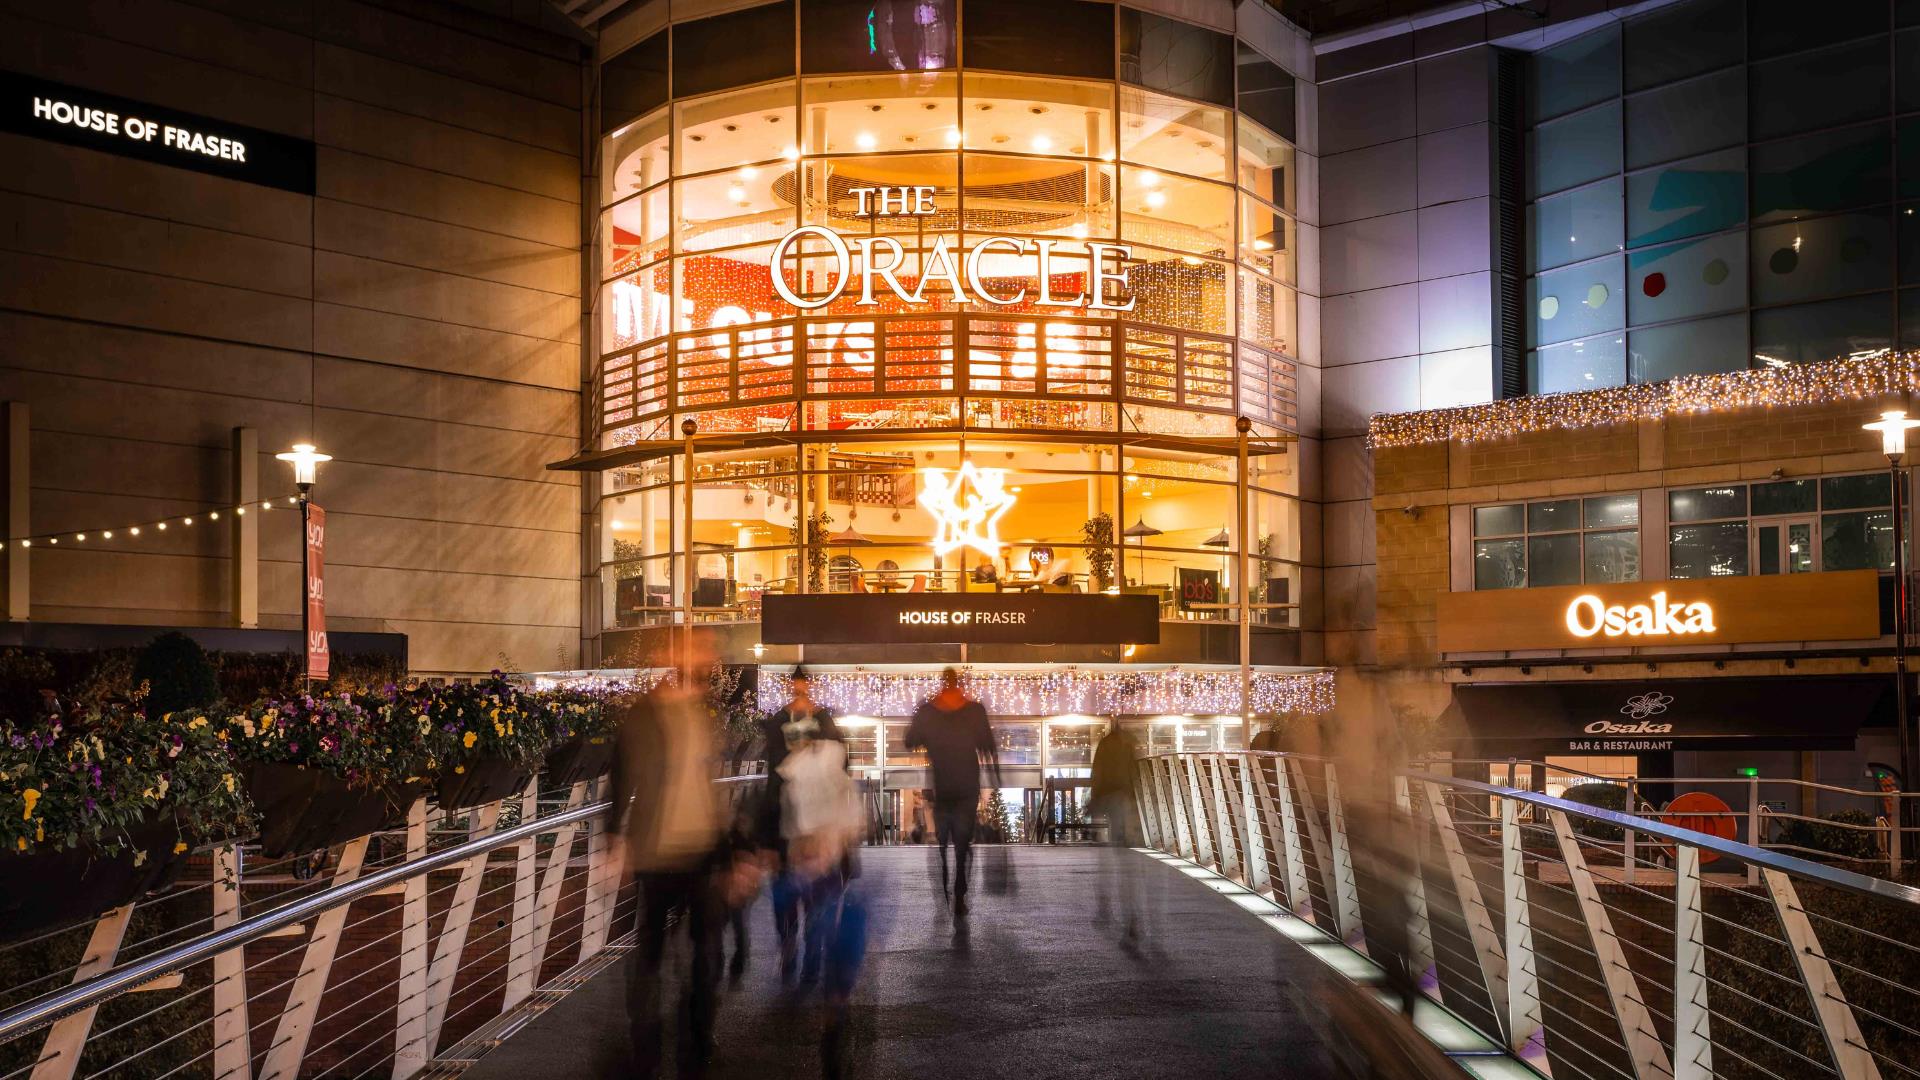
left=1864, top=410, right=1920, bottom=830
left=275, top=443, right=331, bottom=694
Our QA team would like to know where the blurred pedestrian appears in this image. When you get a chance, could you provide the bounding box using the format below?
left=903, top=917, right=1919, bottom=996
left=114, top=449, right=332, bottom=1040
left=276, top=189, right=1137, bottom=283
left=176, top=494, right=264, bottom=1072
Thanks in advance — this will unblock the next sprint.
left=758, top=667, right=842, bottom=982
left=776, top=710, right=867, bottom=1077
left=607, top=663, right=725, bottom=1078
left=903, top=667, right=998, bottom=917
left=1089, top=723, right=1145, bottom=946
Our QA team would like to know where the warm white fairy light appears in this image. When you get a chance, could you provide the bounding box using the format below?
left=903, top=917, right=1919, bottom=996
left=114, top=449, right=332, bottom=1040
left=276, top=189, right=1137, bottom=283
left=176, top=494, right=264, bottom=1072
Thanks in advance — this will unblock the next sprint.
left=760, top=668, right=1336, bottom=718
left=1369, top=350, right=1920, bottom=449
left=11, top=494, right=298, bottom=548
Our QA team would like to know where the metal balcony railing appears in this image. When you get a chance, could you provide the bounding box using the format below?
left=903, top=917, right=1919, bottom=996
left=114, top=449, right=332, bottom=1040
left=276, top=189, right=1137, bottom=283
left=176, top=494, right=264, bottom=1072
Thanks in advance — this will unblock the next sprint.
left=1133, top=751, right=1920, bottom=1080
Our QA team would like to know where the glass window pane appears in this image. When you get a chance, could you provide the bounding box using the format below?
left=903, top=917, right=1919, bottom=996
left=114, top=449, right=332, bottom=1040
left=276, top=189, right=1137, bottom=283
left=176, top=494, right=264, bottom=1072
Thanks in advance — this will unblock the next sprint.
left=962, top=73, right=1113, bottom=159
left=1121, top=86, right=1230, bottom=181
left=1236, top=271, right=1295, bottom=355
left=1531, top=333, right=1627, bottom=393
left=1898, top=118, right=1920, bottom=201
left=1624, top=0, right=1743, bottom=92
left=1528, top=534, right=1581, bottom=587
left=604, top=183, right=670, bottom=280
left=1627, top=147, right=1746, bottom=247
left=1750, top=38, right=1890, bottom=143
left=1669, top=521, right=1749, bottom=577
left=1670, top=485, right=1748, bottom=522
left=964, top=0, right=1114, bottom=79
left=1823, top=510, right=1896, bottom=570
left=1752, top=211, right=1894, bottom=307
left=1529, top=499, right=1580, bottom=532
left=1751, top=0, right=1886, bottom=61
left=1119, top=9, right=1233, bottom=106
left=1238, top=196, right=1294, bottom=284
left=1902, top=287, right=1920, bottom=348
left=1822, top=473, right=1893, bottom=510
left=1474, top=538, right=1525, bottom=589
left=673, top=1, right=796, bottom=99
left=1236, top=43, right=1295, bottom=142
left=1531, top=23, right=1620, bottom=124
left=1628, top=231, right=1746, bottom=325
left=1236, top=117, right=1295, bottom=211
left=1899, top=29, right=1920, bottom=113
left=1533, top=256, right=1625, bottom=346
left=1474, top=504, right=1524, bottom=537
left=1903, top=204, right=1920, bottom=286
left=603, top=108, right=670, bottom=209
left=1626, top=68, right=1743, bottom=169
left=994, top=722, right=1040, bottom=765
left=1133, top=246, right=1233, bottom=334
left=1532, top=179, right=1624, bottom=272
left=1752, top=479, right=1817, bottom=515
left=1530, top=102, right=1623, bottom=197
left=1629, top=313, right=1748, bottom=381
left=677, top=83, right=798, bottom=177
left=1585, top=494, right=1640, bottom=528
left=802, top=73, right=958, bottom=155
left=801, top=0, right=956, bottom=72
left=1752, top=124, right=1893, bottom=224
left=1751, top=293, right=1894, bottom=367
left=1584, top=529, right=1640, bottom=583
left=1123, top=168, right=1233, bottom=256
left=603, top=33, right=669, bottom=134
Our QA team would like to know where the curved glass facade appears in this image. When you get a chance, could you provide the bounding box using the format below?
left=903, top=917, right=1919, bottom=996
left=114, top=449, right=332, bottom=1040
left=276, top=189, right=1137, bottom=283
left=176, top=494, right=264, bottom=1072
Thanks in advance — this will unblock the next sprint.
left=589, top=1, right=1305, bottom=653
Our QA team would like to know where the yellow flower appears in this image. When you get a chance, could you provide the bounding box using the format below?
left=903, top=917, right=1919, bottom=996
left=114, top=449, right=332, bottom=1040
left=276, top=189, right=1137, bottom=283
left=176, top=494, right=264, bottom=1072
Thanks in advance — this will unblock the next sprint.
left=133, top=850, right=147, bottom=867
left=20, top=788, right=38, bottom=819
left=173, top=842, right=188, bottom=854
left=222, top=773, right=235, bottom=794
left=189, top=716, right=208, bottom=729
left=505, top=721, right=513, bottom=736
left=34, top=819, right=43, bottom=842
left=454, top=765, right=466, bottom=774
left=462, top=731, right=477, bottom=749
left=13, top=837, right=22, bottom=851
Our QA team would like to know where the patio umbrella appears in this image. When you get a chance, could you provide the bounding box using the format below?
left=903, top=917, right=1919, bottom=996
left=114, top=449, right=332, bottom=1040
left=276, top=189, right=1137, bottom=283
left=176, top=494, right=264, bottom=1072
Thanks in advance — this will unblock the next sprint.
left=827, top=526, right=871, bottom=590
left=1203, top=526, right=1231, bottom=596
left=1122, top=516, right=1161, bottom=584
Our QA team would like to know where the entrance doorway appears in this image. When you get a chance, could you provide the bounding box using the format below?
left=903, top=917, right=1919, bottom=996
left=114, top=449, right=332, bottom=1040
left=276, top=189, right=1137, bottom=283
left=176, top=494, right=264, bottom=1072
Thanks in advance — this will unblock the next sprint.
left=1752, top=516, right=1815, bottom=575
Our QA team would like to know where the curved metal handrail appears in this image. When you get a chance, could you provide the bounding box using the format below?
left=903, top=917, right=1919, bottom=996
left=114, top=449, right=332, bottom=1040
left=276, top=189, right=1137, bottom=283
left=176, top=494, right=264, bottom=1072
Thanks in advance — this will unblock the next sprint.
left=0, top=774, right=758, bottom=1046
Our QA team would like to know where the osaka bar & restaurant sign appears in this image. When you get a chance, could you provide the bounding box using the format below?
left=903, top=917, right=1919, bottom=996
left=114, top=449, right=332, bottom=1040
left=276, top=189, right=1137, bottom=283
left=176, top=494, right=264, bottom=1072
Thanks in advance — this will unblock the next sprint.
left=1435, top=569, right=1881, bottom=653
left=1, top=71, right=316, bottom=193
left=761, top=592, right=1160, bottom=646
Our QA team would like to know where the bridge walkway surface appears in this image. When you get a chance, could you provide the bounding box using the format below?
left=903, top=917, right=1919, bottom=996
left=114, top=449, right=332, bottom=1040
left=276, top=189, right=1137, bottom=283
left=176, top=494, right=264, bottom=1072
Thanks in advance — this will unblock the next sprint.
left=463, top=845, right=1341, bottom=1079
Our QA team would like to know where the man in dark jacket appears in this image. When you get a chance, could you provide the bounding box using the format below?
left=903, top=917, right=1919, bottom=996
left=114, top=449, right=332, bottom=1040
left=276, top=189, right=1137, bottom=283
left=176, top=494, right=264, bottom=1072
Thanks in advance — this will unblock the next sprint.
left=757, top=667, right=841, bottom=981
left=903, top=667, right=997, bottom=916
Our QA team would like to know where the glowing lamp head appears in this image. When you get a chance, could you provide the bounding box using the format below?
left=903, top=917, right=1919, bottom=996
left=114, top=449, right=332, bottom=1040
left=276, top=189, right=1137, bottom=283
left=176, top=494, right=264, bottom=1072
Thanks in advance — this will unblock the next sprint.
left=276, top=443, right=332, bottom=491
left=1865, top=410, right=1920, bottom=459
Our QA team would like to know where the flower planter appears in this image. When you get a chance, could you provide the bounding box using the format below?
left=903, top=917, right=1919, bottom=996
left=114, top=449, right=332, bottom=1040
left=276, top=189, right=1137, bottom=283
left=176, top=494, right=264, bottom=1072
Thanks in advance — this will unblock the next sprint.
left=244, top=764, right=421, bottom=858
left=542, top=735, right=613, bottom=786
left=435, top=755, right=535, bottom=811
left=0, top=820, right=185, bottom=942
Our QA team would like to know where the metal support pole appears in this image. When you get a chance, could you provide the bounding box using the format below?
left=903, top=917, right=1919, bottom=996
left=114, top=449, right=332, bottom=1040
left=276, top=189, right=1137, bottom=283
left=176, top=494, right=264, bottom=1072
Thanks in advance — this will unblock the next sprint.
left=1673, top=846, right=1714, bottom=1080
left=210, top=845, right=250, bottom=1080
left=1500, top=798, right=1544, bottom=1057
left=681, top=420, right=696, bottom=684
left=260, top=835, right=371, bottom=1080
left=1895, top=455, right=1917, bottom=841
left=1236, top=417, right=1251, bottom=723
left=1763, top=868, right=1883, bottom=1080
left=1549, top=809, right=1673, bottom=1080
left=31, top=906, right=133, bottom=1080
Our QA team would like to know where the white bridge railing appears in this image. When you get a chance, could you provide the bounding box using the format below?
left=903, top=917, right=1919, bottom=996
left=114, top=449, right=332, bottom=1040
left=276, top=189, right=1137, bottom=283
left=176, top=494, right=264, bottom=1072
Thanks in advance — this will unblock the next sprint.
left=1133, top=751, right=1920, bottom=1080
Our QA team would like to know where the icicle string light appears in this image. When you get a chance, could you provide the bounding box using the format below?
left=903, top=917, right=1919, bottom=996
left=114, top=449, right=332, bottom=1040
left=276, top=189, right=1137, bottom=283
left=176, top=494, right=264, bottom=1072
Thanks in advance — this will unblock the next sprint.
left=760, top=668, right=1336, bottom=718
left=1367, top=351, right=1920, bottom=449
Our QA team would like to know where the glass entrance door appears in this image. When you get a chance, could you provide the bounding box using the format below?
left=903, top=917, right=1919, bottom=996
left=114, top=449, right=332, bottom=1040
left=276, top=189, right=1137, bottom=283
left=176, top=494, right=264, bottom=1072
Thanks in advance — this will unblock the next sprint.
left=1752, top=517, right=1814, bottom=575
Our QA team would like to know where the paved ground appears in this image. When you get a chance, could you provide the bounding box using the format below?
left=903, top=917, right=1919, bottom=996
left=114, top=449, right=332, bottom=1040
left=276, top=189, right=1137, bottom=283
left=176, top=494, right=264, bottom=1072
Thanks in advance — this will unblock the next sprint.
left=465, top=845, right=1339, bottom=1079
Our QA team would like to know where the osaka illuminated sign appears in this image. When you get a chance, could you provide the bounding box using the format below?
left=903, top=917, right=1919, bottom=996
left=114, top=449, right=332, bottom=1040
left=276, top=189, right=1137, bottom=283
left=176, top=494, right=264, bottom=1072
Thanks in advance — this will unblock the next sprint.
left=767, top=185, right=1135, bottom=312
left=1564, top=591, right=1716, bottom=639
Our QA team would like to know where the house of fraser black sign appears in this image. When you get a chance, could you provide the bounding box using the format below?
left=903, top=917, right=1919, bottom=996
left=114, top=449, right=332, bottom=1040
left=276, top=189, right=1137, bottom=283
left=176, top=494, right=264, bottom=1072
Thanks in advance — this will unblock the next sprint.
left=761, top=592, right=1160, bottom=645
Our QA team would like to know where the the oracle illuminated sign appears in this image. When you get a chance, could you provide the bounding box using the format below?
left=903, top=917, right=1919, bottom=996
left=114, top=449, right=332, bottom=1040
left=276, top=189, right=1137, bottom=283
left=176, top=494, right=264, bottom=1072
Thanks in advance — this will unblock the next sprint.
left=766, top=185, right=1135, bottom=312
left=1564, top=591, right=1716, bottom=639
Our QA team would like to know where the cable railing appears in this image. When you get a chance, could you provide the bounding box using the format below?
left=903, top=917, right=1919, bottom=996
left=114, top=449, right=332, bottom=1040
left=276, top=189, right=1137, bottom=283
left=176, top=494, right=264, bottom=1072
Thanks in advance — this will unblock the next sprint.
left=0, top=771, right=763, bottom=1080
left=1133, top=750, right=1920, bottom=1080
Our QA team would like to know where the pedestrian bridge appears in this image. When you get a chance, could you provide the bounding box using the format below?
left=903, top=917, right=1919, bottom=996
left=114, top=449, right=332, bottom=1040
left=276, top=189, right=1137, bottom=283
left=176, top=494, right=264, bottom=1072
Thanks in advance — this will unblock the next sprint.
left=2, top=756, right=1916, bottom=1079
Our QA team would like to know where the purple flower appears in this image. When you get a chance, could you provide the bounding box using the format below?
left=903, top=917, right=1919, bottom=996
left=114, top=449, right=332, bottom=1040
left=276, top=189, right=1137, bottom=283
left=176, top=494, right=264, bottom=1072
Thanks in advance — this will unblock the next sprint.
left=89, top=764, right=102, bottom=787
left=83, top=797, right=96, bottom=813
left=288, top=742, right=300, bottom=754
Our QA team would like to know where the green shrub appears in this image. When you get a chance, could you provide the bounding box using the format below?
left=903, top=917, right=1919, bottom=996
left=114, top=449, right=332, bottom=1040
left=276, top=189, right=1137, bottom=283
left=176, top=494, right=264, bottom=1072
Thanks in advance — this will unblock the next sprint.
left=1777, top=808, right=1883, bottom=862
left=132, top=632, right=220, bottom=717
left=1560, top=782, right=1629, bottom=842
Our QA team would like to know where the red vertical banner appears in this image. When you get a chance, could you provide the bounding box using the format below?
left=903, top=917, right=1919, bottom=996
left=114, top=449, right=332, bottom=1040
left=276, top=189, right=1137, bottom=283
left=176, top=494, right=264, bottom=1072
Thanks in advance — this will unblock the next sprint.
left=305, top=503, right=329, bottom=681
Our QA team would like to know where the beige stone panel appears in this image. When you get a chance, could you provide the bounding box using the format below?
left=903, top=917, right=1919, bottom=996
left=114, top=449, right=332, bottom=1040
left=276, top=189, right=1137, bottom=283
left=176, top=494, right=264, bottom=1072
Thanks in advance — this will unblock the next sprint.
left=314, top=43, right=577, bottom=156
left=309, top=460, right=576, bottom=532
left=0, top=252, right=314, bottom=353
left=315, top=356, right=576, bottom=437
left=319, top=147, right=579, bottom=249
left=315, top=96, right=578, bottom=204
left=0, top=368, right=313, bottom=452
left=259, top=512, right=578, bottom=580
left=318, top=200, right=579, bottom=296
left=395, top=620, right=581, bottom=676
left=315, top=406, right=577, bottom=481
left=259, top=558, right=576, bottom=626
left=0, top=191, right=312, bottom=299
left=314, top=3, right=581, bottom=111
left=0, top=313, right=314, bottom=405
left=314, top=304, right=577, bottom=390
left=0, top=11, right=312, bottom=136
left=30, top=485, right=239, bottom=555
left=0, top=135, right=313, bottom=246
left=315, top=251, right=578, bottom=343
left=33, top=547, right=231, bottom=617
left=21, top=0, right=315, bottom=88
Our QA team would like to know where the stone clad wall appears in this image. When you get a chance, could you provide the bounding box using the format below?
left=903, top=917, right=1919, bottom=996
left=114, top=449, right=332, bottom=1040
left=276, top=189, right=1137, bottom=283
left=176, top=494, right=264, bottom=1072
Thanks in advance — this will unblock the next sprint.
left=0, top=0, right=586, bottom=675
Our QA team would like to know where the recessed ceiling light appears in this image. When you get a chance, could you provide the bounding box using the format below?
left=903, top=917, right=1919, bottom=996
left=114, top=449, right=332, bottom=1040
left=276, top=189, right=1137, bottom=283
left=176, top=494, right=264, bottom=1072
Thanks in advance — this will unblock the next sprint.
left=856, top=132, right=878, bottom=150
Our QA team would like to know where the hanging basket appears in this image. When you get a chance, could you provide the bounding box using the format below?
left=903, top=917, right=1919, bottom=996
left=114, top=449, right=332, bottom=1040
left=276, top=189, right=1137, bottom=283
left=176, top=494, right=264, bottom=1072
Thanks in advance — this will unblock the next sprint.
left=0, top=817, right=186, bottom=943
left=435, top=755, right=535, bottom=811
left=542, top=735, right=614, bottom=787
left=244, top=763, right=421, bottom=858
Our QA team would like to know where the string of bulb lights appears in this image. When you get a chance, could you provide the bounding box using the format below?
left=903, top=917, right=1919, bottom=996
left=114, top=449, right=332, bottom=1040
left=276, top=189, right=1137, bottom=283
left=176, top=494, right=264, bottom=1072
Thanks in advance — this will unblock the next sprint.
left=8, top=493, right=306, bottom=549
left=1367, top=350, right=1920, bottom=449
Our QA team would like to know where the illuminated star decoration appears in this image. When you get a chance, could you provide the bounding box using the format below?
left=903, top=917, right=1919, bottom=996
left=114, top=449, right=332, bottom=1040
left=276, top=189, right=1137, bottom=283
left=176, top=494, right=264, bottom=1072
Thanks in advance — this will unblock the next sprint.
left=918, top=462, right=1017, bottom=559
